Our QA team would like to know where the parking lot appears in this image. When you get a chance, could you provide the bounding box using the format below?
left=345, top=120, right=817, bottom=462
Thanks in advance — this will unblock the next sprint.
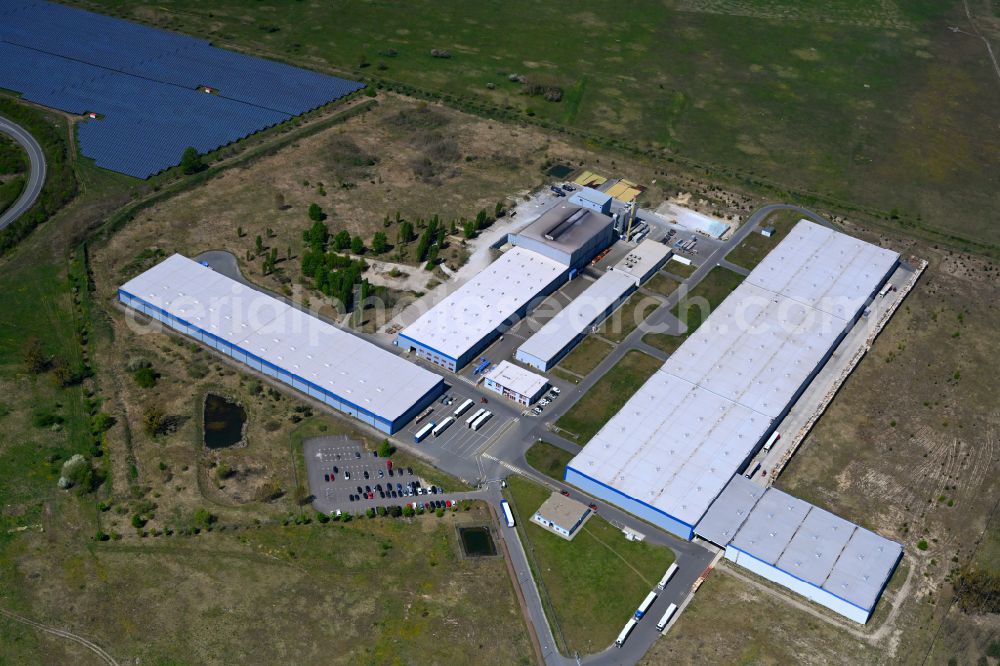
left=304, top=435, right=461, bottom=513
left=400, top=391, right=518, bottom=459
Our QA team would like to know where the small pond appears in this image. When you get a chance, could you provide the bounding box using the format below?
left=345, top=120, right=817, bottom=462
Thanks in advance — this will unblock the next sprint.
left=203, top=393, right=246, bottom=449
left=458, top=526, right=497, bottom=558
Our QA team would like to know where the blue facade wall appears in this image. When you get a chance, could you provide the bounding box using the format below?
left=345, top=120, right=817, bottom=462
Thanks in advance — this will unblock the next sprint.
left=564, top=466, right=694, bottom=540
left=119, top=290, right=443, bottom=434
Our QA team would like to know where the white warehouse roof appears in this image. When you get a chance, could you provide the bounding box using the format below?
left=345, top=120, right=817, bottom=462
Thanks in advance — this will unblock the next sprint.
left=398, top=247, right=567, bottom=362
left=516, top=270, right=635, bottom=369
left=119, top=254, right=443, bottom=424
left=568, top=221, right=899, bottom=530
left=483, top=360, right=548, bottom=398
left=611, top=240, right=672, bottom=284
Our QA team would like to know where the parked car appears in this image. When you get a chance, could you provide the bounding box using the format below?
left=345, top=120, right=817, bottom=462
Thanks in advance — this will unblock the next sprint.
left=355, top=451, right=361, bottom=459
left=589, top=503, right=598, bottom=511
left=550, top=387, right=560, bottom=395
left=560, top=490, right=570, bottom=497
left=324, top=473, right=329, bottom=482
left=378, top=469, right=384, bottom=478
left=363, top=470, right=370, bottom=479
left=407, top=467, right=413, bottom=475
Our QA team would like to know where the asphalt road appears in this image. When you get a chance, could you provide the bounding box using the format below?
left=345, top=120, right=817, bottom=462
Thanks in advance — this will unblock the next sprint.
left=0, top=115, right=46, bottom=230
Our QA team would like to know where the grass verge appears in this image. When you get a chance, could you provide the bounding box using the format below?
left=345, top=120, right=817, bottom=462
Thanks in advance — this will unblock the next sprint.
left=554, top=350, right=660, bottom=443
left=506, top=475, right=674, bottom=655
left=525, top=441, right=575, bottom=482
left=725, top=209, right=803, bottom=269
left=555, top=335, right=614, bottom=378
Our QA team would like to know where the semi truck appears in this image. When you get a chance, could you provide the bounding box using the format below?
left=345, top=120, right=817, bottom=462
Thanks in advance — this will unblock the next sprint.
left=615, top=618, right=637, bottom=648
left=657, top=563, right=679, bottom=590
left=453, top=398, right=474, bottom=417
left=470, top=411, right=493, bottom=431
left=465, top=407, right=486, bottom=427
left=763, top=431, right=780, bottom=451
left=635, top=591, right=658, bottom=620
left=655, top=603, right=678, bottom=631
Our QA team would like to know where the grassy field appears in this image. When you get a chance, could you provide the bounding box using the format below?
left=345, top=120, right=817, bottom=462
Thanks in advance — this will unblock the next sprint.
left=555, top=351, right=660, bottom=443
left=505, top=476, right=674, bottom=655
left=725, top=208, right=804, bottom=268
left=644, top=272, right=680, bottom=298
left=555, top=334, right=614, bottom=378
left=524, top=441, right=575, bottom=482
left=68, top=0, right=1000, bottom=253
left=642, top=266, right=744, bottom=354
left=0, top=133, right=27, bottom=216
left=596, top=291, right=662, bottom=343
left=664, top=259, right=697, bottom=279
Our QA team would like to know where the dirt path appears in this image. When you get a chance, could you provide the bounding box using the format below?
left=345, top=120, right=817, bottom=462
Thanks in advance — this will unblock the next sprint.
left=0, top=607, right=119, bottom=666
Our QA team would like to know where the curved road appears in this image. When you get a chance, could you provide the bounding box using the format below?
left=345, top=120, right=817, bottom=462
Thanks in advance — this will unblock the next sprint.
left=0, top=115, right=47, bottom=230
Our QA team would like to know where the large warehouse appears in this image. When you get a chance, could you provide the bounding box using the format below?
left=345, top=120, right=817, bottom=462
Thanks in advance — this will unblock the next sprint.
left=509, top=202, right=615, bottom=269
left=515, top=240, right=670, bottom=371
left=565, top=221, right=899, bottom=539
left=696, top=476, right=902, bottom=624
left=119, top=254, right=444, bottom=434
left=396, top=247, right=568, bottom=371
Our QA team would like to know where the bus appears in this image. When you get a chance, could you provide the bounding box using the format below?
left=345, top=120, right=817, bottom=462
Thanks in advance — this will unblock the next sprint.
left=414, top=422, right=435, bottom=443
left=763, top=431, right=781, bottom=451
left=465, top=407, right=486, bottom=427
left=432, top=417, right=455, bottom=437
left=500, top=500, right=515, bottom=527
left=453, top=398, right=474, bottom=417
left=470, top=411, right=492, bottom=431
left=655, top=603, right=678, bottom=631
left=634, top=591, right=657, bottom=620
left=614, top=618, right=637, bottom=648
left=657, top=563, right=679, bottom=590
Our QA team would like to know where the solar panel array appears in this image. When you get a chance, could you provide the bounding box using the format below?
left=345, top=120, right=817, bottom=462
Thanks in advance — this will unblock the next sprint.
left=0, top=0, right=364, bottom=178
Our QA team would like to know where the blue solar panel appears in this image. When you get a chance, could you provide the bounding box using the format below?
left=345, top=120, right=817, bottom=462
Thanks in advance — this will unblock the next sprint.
left=0, top=0, right=364, bottom=178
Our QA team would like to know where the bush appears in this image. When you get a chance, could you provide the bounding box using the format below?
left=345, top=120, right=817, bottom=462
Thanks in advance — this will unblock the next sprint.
left=917, top=539, right=929, bottom=551
left=366, top=508, right=376, bottom=519
left=94, top=531, right=109, bottom=541
left=132, top=366, right=157, bottom=388
left=316, top=512, right=330, bottom=524
left=192, top=508, right=217, bottom=530
left=402, top=506, right=415, bottom=518
left=131, top=514, right=147, bottom=529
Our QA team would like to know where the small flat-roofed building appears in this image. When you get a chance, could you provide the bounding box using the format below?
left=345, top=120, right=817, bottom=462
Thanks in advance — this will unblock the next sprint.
left=568, top=186, right=612, bottom=215
left=531, top=492, right=592, bottom=540
left=397, top=247, right=568, bottom=371
left=760, top=225, right=776, bottom=238
left=702, top=479, right=903, bottom=624
left=482, top=361, right=548, bottom=405
left=119, top=254, right=444, bottom=433
left=611, top=240, right=672, bottom=285
left=510, top=202, right=614, bottom=269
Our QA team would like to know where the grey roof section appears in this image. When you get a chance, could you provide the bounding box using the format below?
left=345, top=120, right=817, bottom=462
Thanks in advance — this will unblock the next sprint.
left=729, top=485, right=902, bottom=612
left=694, top=475, right=766, bottom=546
left=514, top=201, right=614, bottom=256
left=568, top=186, right=611, bottom=209
left=516, top=270, right=634, bottom=367
left=534, top=492, right=589, bottom=528
left=398, top=247, right=567, bottom=361
left=826, top=525, right=903, bottom=611
left=120, top=254, right=442, bottom=423
left=568, top=221, right=901, bottom=530
left=611, top=239, right=672, bottom=284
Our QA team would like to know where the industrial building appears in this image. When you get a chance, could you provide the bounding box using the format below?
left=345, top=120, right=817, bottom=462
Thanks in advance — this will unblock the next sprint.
left=568, top=186, right=612, bottom=215
left=397, top=247, right=568, bottom=371
left=509, top=202, right=615, bottom=270
left=531, top=492, right=592, bottom=540
left=515, top=240, right=670, bottom=371
left=565, top=221, right=899, bottom=539
left=482, top=361, right=549, bottom=405
left=696, top=476, right=902, bottom=624
left=119, top=254, right=444, bottom=434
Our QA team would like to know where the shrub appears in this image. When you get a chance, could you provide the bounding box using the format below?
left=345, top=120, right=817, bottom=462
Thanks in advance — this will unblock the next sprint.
left=132, top=366, right=157, bottom=388
left=917, top=539, right=929, bottom=551
left=94, top=531, right=109, bottom=541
